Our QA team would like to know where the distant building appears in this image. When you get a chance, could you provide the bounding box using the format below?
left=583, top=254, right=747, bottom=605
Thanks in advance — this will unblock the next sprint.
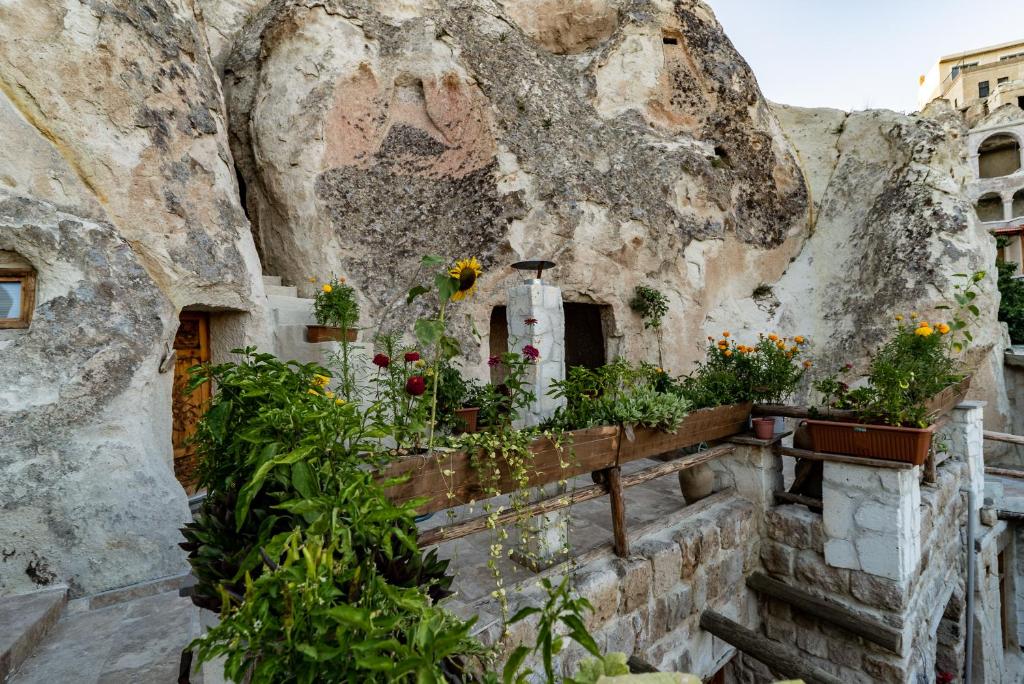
left=918, top=39, right=1024, bottom=112
left=920, top=40, right=1024, bottom=275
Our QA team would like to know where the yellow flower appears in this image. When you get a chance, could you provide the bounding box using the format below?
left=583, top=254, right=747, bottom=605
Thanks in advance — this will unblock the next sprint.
left=894, top=314, right=903, bottom=322
left=449, top=257, right=483, bottom=302
left=938, top=323, right=951, bottom=334
left=312, top=374, right=330, bottom=387
left=794, top=335, right=805, bottom=344
left=723, top=350, right=733, bottom=357
left=776, top=340, right=786, bottom=349
left=415, top=359, right=427, bottom=368
left=722, top=331, right=730, bottom=338
left=915, top=326, right=934, bottom=337
left=325, top=391, right=335, bottom=399
left=307, top=276, right=316, bottom=283
left=307, top=388, right=319, bottom=396
left=335, top=398, right=346, bottom=405
left=910, top=312, right=918, bottom=319
left=803, top=360, right=813, bottom=368
left=322, top=283, right=333, bottom=293
left=768, top=333, right=778, bottom=341
left=655, top=367, right=664, bottom=373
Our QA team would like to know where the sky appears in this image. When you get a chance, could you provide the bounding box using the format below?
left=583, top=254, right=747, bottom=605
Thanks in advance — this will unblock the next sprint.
left=708, top=0, right=1024, bottom=113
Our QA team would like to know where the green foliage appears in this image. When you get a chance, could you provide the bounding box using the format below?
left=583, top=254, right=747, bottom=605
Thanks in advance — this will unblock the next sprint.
left=629, top=285, right=669, bottom=329
left=676, top=334, right=809, bottom=407
left=434, top=361, right=485, bottom=432
left=813, top=272, right=985, bottom=427
left=546, top=360, right=691, bottom=432
left=997, top=259, right=1024, bottom=344
left=312, top=277, right=359, bottom=329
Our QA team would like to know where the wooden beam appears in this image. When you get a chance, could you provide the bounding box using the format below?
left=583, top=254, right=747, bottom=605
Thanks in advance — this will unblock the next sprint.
left=997, top=509, right=1024, bottom=522
left=699, top=611, right=843, bottom=684
left=605, top=466, right=629, bottom=557
left=752, top=404, right=857, bottom=421
left=746, top=572, right=902, bottom=653
left=986, top=466, right=1024, bottom=479
left=626, top=656, right=659, bottom=673
left=773, top=491, right=822, bottom=512
left=984, top=430, right=1024, bottom=447
left=619, top=443, right=736, bottom=489
left=777, top=446, right=915, bottom=470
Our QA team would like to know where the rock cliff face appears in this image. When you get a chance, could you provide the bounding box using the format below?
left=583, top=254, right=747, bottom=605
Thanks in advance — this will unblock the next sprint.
left=0, top=0, right=266, bottom=596
left=224, top=0, right=809, bottom=369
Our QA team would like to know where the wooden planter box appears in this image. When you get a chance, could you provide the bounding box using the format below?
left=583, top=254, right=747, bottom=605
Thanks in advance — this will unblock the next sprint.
left=804, top=420, right=936, bottom=466
left=804, top=375, right=971, bottom=466
left=305, top=325, right=357, bottom=343
left=618, top=402, right=752, bottom=465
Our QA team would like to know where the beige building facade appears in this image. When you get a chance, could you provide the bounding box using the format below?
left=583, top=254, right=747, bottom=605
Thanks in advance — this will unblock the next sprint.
left=919, top=39, right=1024, bottom=111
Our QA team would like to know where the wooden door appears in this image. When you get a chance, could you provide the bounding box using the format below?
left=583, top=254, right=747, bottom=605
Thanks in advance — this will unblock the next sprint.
left=172, top=312, right=210, bottom=493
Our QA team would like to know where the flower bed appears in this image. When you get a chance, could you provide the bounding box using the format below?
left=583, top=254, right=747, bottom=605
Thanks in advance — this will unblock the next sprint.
left=617, top=402, right=752, bottom=465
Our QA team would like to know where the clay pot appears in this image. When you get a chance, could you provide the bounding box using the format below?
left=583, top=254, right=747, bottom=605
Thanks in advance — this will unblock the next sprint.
left=753, top=417, right=774, bottom=440
left=678, top=463, right=714, bottom=504
left=454, top=407, right=480, bottom=433
left=305, top=325, right=358, bottom=343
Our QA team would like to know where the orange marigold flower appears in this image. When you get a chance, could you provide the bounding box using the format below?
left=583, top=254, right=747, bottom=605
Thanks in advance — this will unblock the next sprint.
left=724, top=350, right=733, bottom=357
left=803, top=360, right=813, bottom=368
left=786, top=351, right=794, bottom=358
left=938, top=323, right=951, bottom=334
left=768, top=333, right=778, bottom=341
left=894, top=314, right=903, bottom=321
left=722, top=331, right=731, bottom=338
left=776, top=340, right=785, bottom=349
left=794, top=335, right=805, bottom=344
left=915, top=326, right=934, bottom=337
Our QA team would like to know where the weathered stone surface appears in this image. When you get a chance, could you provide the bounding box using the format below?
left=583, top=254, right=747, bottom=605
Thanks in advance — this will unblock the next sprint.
left=794, top=550, right=850, bottom=594
left=613, top=556, right=652, bottom=615
left=759, top=540, right=794, bottom=577
left=0, top=0, right=267, bottom=596
left=635, top=538, right=683, bottom=597
left=225, top=0, right=809, bottom=367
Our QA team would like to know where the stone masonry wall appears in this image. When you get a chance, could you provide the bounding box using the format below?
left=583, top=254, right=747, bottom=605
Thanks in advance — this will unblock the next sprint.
left=751, top=460, right=966, bottom=683
left=461, top=494, right=758, bottom=680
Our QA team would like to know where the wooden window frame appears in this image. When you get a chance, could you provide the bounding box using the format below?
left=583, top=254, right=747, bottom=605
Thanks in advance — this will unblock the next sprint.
left=0, top=268, right=36, bottom=329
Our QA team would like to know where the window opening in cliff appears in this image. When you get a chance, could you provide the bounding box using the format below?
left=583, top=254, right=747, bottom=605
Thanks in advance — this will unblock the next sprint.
left=978, top=134, right=1021, bottom=178
left=977, top=193, right=1005, bottom=222
left=0, top=252, right=36, bottom=330
left=489, top=305, right=508, bottom=386
left=172, top=311, right=210, bottom=494
left=564, top=303, right=609, bottom=371
left=234, top=164, right=249, bottom=221
left=662, top=36, right=678, bottom=46
left=979, top=81, right=990, bottom=98
left=1013, top=190, right=1024, bottom=218
left=1018, top=96, right=1024, bottom=110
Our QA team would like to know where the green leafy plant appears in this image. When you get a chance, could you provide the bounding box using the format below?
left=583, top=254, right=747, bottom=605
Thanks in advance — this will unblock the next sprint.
left=312, top=276, right=359, bottom=330
left=629, top=285, right=669, bottom=329
left=996, top=259, right=1024, bottom=344
left=812, top=272, right=985, bottom=427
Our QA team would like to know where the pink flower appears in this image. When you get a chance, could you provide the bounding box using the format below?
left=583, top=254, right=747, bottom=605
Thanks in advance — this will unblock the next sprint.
left=373, top=353, right=390, bottom=369
left=487, top=355, right=500, bottom=367
left=524, top=318, right=538, bottom=326
left=522, top=344, right=540, bottom=361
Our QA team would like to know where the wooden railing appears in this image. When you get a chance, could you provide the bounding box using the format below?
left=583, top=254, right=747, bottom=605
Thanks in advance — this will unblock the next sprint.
left=376, top=403, right=752, bottom=557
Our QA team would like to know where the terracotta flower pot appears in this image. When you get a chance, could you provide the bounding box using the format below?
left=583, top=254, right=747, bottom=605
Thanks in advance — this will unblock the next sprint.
left=804, top=419, right=935, bottom=465
left=753, top=417, right=774, bottom=440
left=305, top=325, right=358, bottom=343
left=454, top=407, right=480, bottom=434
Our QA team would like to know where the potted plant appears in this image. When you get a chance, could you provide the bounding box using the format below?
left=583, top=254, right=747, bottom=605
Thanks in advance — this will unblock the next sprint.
left=435, top=361, right=484, bottom=434
left=805, top=272, right=984, bottom=464
left=306, top=276, right=359, bottom=343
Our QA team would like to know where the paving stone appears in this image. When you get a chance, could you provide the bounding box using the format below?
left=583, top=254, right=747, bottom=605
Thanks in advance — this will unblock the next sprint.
left=0, top=586, right=67, bottom=681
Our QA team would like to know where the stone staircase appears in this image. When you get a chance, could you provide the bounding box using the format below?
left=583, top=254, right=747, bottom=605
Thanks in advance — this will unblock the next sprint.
left=262, top=275, right=372, bottom=371
left=0, top=586, right=66, bottom=681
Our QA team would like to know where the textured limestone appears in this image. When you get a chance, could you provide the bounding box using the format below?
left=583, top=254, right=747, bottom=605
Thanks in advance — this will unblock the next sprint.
left=224, top=0, right=809, bottom=370
left=0, top=0, right=267, bottom=596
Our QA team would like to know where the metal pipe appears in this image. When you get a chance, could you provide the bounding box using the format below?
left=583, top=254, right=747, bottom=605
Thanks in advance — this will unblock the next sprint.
left=962, top=486, right=976, bottom=684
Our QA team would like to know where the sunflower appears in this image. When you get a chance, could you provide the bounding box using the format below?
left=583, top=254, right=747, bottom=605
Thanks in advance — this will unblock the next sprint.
left=449, top=257, right=483, bottom=302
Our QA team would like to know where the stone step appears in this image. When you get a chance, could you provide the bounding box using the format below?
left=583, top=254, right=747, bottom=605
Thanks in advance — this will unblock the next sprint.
left=261, top=275, right=282, bottom=287
left=0, top=585, right=68, bottom=681
left=268, top=295, right=315, bottom=326
left=265, top=284, right=298, bottom=298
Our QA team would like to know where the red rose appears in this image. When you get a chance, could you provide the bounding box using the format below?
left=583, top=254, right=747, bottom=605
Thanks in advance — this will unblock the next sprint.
left=404, top=351, right=421, bottom=363
left=373, top=353, right=390, bottom=368
left=406, top=375, right=426, bottom=396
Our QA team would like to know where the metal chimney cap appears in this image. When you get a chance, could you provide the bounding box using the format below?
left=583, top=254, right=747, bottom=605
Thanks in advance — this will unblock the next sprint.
left=511, top=260, right=556, bottom=280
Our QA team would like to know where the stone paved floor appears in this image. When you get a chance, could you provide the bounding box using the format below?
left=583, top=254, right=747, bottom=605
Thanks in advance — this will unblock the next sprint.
left=9, top=590, right=198, bottom=684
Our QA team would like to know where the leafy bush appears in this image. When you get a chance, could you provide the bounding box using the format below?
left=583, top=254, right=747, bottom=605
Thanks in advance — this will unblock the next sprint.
left=997, top=259, right=1024, bottom=344
left=546, top=360, right=691, bottom=432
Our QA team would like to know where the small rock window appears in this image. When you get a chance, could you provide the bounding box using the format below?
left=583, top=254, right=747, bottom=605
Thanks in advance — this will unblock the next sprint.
left=0, top=267, right=36, bottom=329
left=978, top=133, right=1021, bottom=178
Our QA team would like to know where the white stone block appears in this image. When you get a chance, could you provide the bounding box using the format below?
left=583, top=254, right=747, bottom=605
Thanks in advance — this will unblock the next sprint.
left=824, top=539, right=859, bottom=571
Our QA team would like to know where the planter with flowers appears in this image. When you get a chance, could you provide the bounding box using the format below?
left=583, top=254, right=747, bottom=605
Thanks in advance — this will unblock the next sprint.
left=306, top=276, right=359, bottom=343
left=806, top=272, right=984, bottom=465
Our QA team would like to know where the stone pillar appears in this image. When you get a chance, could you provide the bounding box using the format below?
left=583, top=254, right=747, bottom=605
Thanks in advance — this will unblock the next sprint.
left=506, top=280, right=566, bottom=569
left=506, top=281, right=565, bottom=426
left=709, top=445, right=782, bottom=515
left=948, top=400, right=986, bottom=519
left=822, top=463, right=921, bottom=583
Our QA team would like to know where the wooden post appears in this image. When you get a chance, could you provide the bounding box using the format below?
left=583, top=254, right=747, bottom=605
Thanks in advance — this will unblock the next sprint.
left=605, top=466, right=629, bottom=557
left=699, top=611, right=843, bottom=684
